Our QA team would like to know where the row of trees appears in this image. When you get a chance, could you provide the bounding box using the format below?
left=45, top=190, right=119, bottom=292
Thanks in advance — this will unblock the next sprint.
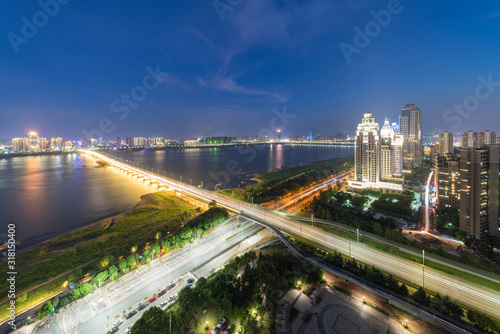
left=37, top=207, right=229, bottom=319
left=131, top=250, right=324, bottom=333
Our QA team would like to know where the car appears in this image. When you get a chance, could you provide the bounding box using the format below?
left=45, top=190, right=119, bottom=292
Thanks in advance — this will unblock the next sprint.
left=106, top=327, right=119, bottom=334
left=168, top=294, right=177, bottom=301
left=167, top=283, right=176, bottom=290
left=125, top=325, right=133, bottom=333
left=137, top=303, right=148, bottom=311
left=148, top=295, right=157, bottom=303
left=125, top=310, right=137, bottom=319
left=158, top=289, right=167, bottom=297
left=187, top=278, right=195, bottom=283
left=160, top=300, right=168, bottom=308
left=112, top=320, right=123, bottom=327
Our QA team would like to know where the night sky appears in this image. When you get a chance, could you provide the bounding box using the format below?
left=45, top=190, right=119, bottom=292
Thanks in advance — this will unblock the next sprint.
left=1, top=0, right=500, bottom=140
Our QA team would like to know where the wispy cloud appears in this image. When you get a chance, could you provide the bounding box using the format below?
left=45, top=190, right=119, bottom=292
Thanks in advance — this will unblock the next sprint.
left=488, top=11, right=500, bottom=19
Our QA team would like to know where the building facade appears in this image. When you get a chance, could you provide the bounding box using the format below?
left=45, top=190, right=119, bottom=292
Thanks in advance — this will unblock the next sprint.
left=459, top=146, right=499, bottom=237
left=399, top=103, right=422, bottom=170
left=349, top=111, right=403, bottom=193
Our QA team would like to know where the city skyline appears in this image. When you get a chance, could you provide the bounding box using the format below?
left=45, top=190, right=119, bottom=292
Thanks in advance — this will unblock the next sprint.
left=1, top=1, right=500, bottom=139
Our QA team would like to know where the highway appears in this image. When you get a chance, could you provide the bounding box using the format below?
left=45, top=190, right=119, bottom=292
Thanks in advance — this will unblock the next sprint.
left=273, top=170, right=353, bottom=211
left=85, top=150, right=500, bottom=319
left=17, top=218, right=263, bottom=334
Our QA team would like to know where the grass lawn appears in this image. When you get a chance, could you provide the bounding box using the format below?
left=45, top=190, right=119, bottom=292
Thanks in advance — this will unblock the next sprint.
left=0, top=192, right=196, bottom=322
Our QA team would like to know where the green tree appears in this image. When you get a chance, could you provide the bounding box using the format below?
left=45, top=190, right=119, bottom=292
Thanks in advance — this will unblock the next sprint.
left=153, top=242, right=160, bottom=255
left=38, top=301, right=53, bottom=317
left=60, top=297, right=70, bottom=306
left=412, top=287, right=431, bottom=307
left=70, top=288, right=82, bottom=300
left=467, top=309, right=499, bottom=333
left=373, top=223, right=383, bottom=237
left=80, top=283, right=93, bottom=296
left=127, top=255, right=136, bottom=266
left=161, top=238, right=171, bottom=249
left=119, top=259, right=128, bottom=271
left=399, top=284, right=409, bottom=297
left=52, top=297, right=60, bottom=309
left=131, top=307, right=169, bottom=334
left=110, top=272, right=120, bottom=281
left=109, top=265, right=118, bottom=276
left=209, top=200, right=217, bottom=208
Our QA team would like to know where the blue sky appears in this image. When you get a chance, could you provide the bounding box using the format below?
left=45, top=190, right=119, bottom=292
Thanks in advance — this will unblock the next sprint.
left=1, top=0, right=500, bottom=140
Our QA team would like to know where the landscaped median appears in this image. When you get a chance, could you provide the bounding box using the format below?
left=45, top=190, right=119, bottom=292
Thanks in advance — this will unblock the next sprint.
left=0, top=192, right=229, bottom=324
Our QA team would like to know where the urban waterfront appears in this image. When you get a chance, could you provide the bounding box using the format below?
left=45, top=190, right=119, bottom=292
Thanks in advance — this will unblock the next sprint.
left=0, top=145, right=353, bottom=249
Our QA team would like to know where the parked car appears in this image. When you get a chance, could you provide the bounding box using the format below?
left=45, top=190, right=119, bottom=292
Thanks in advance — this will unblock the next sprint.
left=160, top=300, right=168, bottom=308
left=148, top=295, right=157, bottom=303
left=112, top=320, right=123, bottom=327
left=187, top=278, right=195, bottom=283
left=167, top=283, right=176, bottom=290
left=158, top=289, right=167, bottom=297
left=137, top=303, right=148, bottom=311
left=107, top=327, right=119, bottom=334
left=125, top=310, right=137, bottom=319
left=168, top=294, right=177, bottom=302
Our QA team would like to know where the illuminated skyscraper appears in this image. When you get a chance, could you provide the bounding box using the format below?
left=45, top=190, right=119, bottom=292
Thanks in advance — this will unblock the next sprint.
left=39, top=138, right=49, bottom=150
left=399, top=103, right=422, bottom=170
left=28, top=131, right=39, bottom=151
left=350, top=111, right=404, bottom=193
left=12, top=138, right=28, bottom=152
left=459, top=146, right=499, bottom=237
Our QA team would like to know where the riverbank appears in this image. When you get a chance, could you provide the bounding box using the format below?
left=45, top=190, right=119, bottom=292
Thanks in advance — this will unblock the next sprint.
left=218, top=155, right=354, bottom=203
left=0, top=192, right=196, bottom=319
left=0, top=151, right=79, bottom=159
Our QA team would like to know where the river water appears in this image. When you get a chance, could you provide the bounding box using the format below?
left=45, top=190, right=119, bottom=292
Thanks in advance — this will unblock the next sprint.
left=0, top=144, right=353, bottom=249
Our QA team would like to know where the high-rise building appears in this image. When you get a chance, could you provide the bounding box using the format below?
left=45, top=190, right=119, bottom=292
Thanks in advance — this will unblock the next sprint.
left=438, top=131, right=454, bottom=156
left=64, top=141, right=73, bottom=150
left=380, top=117, right=403, bottom=181
left=462, top=131, right=478, bottom=149
left=459, top=146, right=499, bottom=237
left=39, top=138, right=49, bottom=150
left=28, top=131, right=39, bottom=151
left=399, top=103, right=422, bottom=170
left=116, top=137, right=121, bottom=147
left=435, top=155, right=460, bottom=210
left=50, top=137, right=63, bottom=150
left=133, top=137, right=148, bottom=147
left=277, top=130, right=282, bottom=142
left=352, top=111, right=380, bottom=186
left=484, top=130, right=497, bottom=145
left=349, top=111, right=404, bottom=193
left=12, top=138, right=28, bottom=152
left=126, top=137, right=134, bottom=146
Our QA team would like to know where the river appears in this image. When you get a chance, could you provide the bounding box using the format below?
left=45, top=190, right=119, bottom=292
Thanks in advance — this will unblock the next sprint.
left=0, top=144, right=353, bottom=249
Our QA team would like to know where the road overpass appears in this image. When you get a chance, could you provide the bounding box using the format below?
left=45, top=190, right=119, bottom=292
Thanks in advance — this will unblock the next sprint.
left=82, top=150, right=500, bottom=320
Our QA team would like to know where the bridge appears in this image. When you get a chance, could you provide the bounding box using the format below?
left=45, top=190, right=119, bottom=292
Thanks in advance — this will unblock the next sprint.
left=82, top=150, right=500, bottom=323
